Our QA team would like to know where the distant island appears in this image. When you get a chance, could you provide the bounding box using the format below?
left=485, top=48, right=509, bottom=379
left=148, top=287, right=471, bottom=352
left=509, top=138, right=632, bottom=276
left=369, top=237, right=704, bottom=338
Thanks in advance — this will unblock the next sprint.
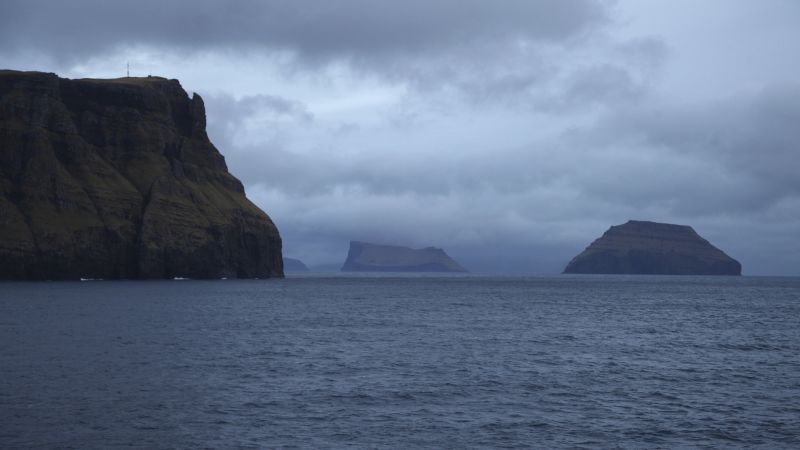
left=0, top=70, right=283, bottom=280
left=283, top=257, right=309, bottom=272
left=564, top=220, right=741, bottom=275
left=341, top=241, right=468, bottom=272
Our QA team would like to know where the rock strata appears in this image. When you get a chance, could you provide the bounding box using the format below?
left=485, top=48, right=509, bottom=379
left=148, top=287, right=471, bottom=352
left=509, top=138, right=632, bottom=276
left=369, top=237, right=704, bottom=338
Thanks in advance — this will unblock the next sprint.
left=0, top=70, right=283, bottom=280
left=564, top=220, right=741, bottom=275
left=341, top=241, right=467, bottom=272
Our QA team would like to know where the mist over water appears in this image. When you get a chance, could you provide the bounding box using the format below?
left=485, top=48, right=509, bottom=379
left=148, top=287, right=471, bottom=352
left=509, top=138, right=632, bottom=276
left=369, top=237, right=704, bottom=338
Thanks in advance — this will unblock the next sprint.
left=2, top=275, right=799, bottom=448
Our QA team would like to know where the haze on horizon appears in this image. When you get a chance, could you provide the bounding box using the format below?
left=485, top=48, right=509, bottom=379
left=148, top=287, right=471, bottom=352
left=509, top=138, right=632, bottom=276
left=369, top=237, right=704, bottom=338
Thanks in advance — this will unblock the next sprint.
left=2, top=0, right=798, bottom=275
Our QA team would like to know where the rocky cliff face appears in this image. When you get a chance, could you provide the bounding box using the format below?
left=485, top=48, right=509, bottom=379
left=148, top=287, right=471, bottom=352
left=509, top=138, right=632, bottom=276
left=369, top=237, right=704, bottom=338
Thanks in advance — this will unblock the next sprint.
left=564, top=220, right=741, bottom=275
left=341, top=241, right=468, bottom=272
left=0, top=70, right=283, bottom=280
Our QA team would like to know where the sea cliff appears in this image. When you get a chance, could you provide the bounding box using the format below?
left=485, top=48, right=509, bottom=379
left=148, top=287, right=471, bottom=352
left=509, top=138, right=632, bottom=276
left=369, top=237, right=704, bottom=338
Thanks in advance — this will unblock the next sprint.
left=0, top=70, right=283, bottom=280
left=564, top=220, right=741, bottom=275
left=341, top=241, right=467, bottom=272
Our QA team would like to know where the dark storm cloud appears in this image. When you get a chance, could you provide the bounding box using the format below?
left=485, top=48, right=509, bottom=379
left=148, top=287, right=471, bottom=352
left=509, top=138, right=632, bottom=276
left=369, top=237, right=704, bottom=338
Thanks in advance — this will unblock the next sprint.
left=0, top=0, right=665, bottom=112
left=577, top=83, right=800, bottom=215
left=0, top=0, right=608, bottom=63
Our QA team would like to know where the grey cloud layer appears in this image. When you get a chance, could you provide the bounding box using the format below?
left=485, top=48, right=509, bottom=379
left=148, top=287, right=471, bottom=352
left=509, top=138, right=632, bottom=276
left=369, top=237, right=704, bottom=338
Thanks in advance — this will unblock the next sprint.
left=1, top=0, right=664, bottom=111
left=586, top=84, right=800, bottom=213
left=202, top=78, right=800, bottom=274
left=209, top=83, right=800, bottom=218
left=0, top=0, right=607, bottom=61
left=2, top=1, right=797, bottom=274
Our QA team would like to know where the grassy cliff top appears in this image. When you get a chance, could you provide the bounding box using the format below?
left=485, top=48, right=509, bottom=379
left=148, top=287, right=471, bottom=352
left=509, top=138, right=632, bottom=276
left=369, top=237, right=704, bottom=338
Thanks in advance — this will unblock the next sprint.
left=0, top=70, right=181, bottom=90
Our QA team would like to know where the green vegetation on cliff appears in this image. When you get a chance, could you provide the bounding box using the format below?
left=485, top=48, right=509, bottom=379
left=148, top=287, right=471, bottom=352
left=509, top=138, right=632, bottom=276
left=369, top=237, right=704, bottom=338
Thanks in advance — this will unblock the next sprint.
left=0, top=70, right=283, bottom=280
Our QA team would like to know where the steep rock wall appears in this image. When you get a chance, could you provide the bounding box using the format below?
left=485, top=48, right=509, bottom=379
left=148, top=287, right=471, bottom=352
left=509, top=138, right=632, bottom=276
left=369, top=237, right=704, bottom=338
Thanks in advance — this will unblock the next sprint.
left=0, top=70, right=283, bottom=280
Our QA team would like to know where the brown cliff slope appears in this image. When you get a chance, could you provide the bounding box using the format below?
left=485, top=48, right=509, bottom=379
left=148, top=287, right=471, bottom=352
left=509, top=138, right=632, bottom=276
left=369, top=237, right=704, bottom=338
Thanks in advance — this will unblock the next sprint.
left=564, top=220, right=741, bottom=275
left=0, top=70, right=283, bottom=280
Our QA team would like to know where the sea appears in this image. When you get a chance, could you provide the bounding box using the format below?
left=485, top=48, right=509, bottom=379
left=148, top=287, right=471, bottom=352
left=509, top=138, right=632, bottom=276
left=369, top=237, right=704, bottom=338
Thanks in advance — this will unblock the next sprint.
left=1, top=274, right=799, bottom=449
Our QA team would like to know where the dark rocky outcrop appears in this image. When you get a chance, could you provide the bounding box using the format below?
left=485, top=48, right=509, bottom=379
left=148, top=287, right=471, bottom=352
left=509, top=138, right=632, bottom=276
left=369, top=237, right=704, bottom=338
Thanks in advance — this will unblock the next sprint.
left=341, top=241, right=467, bottom=272
left=0, top=70, right=283, bottom=280
left=564, top=220, right=741, bottom=275
left=283, top=257, right=309, bottom=272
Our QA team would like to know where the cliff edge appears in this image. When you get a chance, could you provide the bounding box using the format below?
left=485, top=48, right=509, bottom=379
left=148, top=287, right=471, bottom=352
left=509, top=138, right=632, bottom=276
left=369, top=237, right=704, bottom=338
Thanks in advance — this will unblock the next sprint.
left=0, top=70, right=283, bottom=280
left=341, top=241, right=467, bottom=272
left=564, top=220, right=741, bottom=275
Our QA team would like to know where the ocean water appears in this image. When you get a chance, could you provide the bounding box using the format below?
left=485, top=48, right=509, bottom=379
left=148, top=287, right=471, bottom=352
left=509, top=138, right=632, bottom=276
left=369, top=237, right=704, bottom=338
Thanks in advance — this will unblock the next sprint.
left=1, top=274, right=799, bottom=449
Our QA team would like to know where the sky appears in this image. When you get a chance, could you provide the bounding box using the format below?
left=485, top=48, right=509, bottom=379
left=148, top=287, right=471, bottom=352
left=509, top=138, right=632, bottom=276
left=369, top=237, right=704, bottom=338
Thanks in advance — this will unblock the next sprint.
left=1, top=0, right=799, bottom=275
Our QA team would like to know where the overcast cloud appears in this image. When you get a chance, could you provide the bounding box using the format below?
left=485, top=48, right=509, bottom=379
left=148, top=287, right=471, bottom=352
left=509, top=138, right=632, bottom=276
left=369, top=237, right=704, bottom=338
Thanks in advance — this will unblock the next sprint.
left=1, top=0, right=798, bottom=274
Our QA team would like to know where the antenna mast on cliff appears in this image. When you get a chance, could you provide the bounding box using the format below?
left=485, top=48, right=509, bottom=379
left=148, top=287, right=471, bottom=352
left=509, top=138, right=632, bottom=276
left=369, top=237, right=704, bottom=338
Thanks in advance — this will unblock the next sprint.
left=127, top=62, right=130, bottom=77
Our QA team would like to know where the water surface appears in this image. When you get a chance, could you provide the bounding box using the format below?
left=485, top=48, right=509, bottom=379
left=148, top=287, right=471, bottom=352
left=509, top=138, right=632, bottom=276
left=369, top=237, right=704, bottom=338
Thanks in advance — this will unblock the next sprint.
left=2, top=275, right=799, bottom=448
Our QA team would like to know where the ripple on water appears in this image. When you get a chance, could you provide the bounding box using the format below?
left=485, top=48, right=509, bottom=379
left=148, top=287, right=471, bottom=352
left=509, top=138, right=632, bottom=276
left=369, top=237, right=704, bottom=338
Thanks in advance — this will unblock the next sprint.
left=1, top=276, right=800, bottom=448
